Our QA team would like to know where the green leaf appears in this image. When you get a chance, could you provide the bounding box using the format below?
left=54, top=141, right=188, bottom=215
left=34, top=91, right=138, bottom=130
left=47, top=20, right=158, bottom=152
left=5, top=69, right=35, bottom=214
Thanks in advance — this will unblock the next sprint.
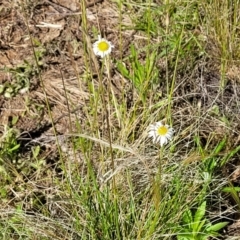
left=196, top=218, right=206, bottom=233
left=146, top=52, right=156, bottom=78
left=221, top=145, right=240, bottom=166
left=116, top=61, right=129, bottom=79
left=177, top=234, right=193, bottom=240
left=32, top=146, right=40, bottom=159
left=177, top=231, right=194, bottom=239
left=9, top=144, right=20, bottom=152
left=182, top=209, right=193, bottom=224
left=192, top=202, right=206, bottom=231
left=222, top=187, right=240, bottom=192
left=11, top=116, right=19, bottom=125
left=206, top=222, right=228, bottom=232
left=213, top=138, right=226, bottom=155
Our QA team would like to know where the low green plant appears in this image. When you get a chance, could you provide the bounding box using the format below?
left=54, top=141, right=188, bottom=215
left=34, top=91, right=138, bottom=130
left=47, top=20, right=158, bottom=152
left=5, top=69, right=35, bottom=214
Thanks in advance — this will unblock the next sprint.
left=0, top=126, right=20, bottom=162
left=2, top=61, right=35, bottom=98
left=202, top=138, right=227, bottom=173
left=1, top=41, right=45, bottom=98
left=223, top=183, right=240, bottom=211
left=177, top=201, right=228, bottom=240
left=220, top=145, right=240, bottom=166
left=117, top=44, right=158, bottom=102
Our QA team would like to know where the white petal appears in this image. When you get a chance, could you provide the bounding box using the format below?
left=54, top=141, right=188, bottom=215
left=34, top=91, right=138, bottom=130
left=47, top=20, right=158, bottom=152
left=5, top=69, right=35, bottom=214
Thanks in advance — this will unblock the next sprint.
left=156, top=121, right=163, bottom=127
left=160, top=136, right=167, bottom=146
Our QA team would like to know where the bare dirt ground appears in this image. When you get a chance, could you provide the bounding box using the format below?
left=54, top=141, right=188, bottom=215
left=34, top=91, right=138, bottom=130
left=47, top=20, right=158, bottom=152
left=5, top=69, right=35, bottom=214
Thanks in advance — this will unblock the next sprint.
left=1, top=0, right=240, bottom=238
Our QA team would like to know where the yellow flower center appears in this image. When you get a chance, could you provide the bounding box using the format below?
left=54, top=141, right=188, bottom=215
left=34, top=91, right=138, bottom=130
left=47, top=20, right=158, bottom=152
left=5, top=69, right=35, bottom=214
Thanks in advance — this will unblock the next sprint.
left=98, top=41, right=109, bottom=51
left=157, top=126, right=168, bottom=136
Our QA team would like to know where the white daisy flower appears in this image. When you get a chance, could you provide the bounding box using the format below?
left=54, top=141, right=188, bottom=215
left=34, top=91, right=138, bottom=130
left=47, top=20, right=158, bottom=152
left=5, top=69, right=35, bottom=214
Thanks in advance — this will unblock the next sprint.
left=93, top=35, right=114, bottom=58
left=148, top=121, right=174, bottom=147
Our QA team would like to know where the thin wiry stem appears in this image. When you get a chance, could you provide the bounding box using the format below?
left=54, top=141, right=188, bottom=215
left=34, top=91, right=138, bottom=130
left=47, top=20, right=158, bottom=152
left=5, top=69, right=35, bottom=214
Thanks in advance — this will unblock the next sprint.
left=104, top=56, right=116, bottom=192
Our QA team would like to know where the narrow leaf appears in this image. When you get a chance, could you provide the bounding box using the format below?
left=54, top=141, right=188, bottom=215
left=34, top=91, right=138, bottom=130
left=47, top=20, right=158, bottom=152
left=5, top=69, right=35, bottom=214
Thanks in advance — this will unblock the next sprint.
left=222, top=187, right=240, bottom=192
left=116, top=61, right=129, bottom=79
left=182, top=209, right=193, bottom=224
left=207, top=222, right=228, bottom=232
left=192, top=202, right=206, bottom=230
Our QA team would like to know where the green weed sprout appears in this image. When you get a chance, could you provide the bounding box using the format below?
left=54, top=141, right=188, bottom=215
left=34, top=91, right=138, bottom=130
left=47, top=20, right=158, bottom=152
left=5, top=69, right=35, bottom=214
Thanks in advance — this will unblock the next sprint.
left=177, top=201, right=228, bottom=240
